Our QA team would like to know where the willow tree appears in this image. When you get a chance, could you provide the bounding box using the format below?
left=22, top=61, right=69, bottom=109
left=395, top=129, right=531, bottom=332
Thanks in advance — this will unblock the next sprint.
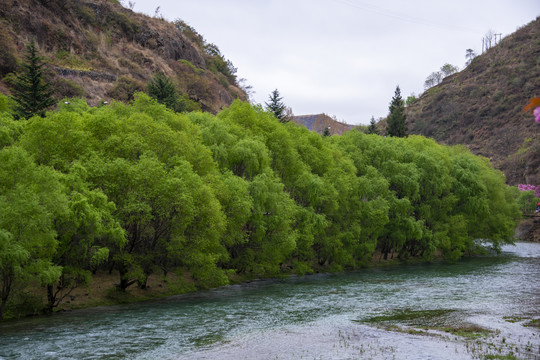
left=0, top=147, right=66, bottom=319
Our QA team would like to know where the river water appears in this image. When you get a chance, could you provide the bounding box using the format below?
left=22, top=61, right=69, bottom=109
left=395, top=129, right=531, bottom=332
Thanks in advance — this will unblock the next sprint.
left=1, top=243, right=539, bottom=359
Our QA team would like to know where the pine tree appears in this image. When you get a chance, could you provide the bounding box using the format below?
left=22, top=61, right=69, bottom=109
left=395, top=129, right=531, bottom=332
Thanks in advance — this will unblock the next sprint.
left=367, top=116, right=379, bottom=135
left=12, top=40, right=55, bottom=119
left=265, top=89, right=288, bottom=123
left=386, top=86, right=407, bottom=137
left=147, top=72, right=178, bottom=110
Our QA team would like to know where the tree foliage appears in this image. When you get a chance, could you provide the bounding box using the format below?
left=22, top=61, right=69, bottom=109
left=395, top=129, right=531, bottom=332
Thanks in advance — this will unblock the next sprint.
left=265, top=89, right=288, bottom=123
left=367, top=116, right=379, bottom=135
left=146, top=72, right=179, bottom=111
left=0, top=94, right=521, bottom=319
left=465, top=49, right=477, bottom=67
left=441, top=63, right=459, bottom=78
left=386, top=86, right=407, bottom=137
left=424, top=71, right=443, bottom=90
left=424, top=63, right=459, bottom=90
left=11, top=40, right=55, bottom=119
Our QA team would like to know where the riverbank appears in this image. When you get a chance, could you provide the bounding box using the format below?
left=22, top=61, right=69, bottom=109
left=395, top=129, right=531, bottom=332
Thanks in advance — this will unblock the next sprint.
left=516, top=213, right=540, bottom=242
left=2, top=250, right=441, bottom=321
left=31, top=221, right=537, bottom=318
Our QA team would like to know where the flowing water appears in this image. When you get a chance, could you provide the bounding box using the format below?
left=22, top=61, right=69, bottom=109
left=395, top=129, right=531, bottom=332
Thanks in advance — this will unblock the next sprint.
left=1, top=243, right=539, bottom=359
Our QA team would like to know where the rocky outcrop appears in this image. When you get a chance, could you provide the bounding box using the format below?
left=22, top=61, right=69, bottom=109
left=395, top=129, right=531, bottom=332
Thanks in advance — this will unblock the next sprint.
left=134, top=26, right=206, bottom=68
left=54, top=67, right=117, bottom=82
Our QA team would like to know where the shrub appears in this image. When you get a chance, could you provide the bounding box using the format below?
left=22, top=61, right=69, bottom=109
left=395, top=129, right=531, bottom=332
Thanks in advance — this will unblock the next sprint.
left=106, top=76, right=144, bottom=102
left=51, top=77, right=87, bottom=99
left=0, top=34, right=18, bottom=76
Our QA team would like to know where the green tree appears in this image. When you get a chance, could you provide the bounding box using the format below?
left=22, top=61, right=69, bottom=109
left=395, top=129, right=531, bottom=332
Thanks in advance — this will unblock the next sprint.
left=386, top=86, right=407, bottom=137
left=465, top=49, right=477, bottom=67
left=424, top=71, right=442, bottom=90
left=265, top=89, right=288, bottom=123
left=0, top=146, right=66, bottom=319
left=146, top=72, right=179, bottom=111
left=367, top=116, right=379, bottom=135
left=46, top=168, right=126, bottom=312
left=12, top=40, right=55, bottom=119
left=323, top=127, right=331, bottom=137
left=405, top=94, right=417, bottom=106
left=441, top=63, right=459, bottom=78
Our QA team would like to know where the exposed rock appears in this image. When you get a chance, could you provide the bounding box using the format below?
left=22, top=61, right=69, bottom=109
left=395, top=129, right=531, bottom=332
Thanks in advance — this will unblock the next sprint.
left=54, top=66, right=117, bottom=82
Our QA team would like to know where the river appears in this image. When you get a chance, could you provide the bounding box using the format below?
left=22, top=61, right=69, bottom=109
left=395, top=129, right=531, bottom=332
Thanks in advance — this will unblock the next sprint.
left=1, top=243, right=539, bottom=359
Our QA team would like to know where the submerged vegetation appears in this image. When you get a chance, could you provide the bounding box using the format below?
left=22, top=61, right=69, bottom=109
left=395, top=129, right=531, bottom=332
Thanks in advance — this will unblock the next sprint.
left=0, top=93, right=521, bottom=319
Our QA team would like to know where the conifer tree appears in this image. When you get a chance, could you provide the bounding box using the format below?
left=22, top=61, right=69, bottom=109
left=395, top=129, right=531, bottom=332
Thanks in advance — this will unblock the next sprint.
left=367, top=116, right=379, bottom=135
left=386, top=86, right=407, bottom=137
left=147, top=72, right=178, bottom=110
left=12, top=40, right=55, bottom=119
left=265, top=89, right=288, bottom=123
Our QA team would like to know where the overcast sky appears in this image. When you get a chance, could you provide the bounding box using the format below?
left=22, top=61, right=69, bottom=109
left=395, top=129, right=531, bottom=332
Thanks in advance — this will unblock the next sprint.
left=132, top=0, right=539, bottom=125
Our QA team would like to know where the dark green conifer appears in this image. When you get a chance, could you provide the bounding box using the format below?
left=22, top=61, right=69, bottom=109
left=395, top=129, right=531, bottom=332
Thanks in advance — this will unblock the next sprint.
left=265, top=89, right=288, bottom=123
left=12, top=40, right=55, bottom=119
left=146, top=72, right=178, bottom=110
left=367, top=116, right=379, bottom=135
left=386, top=86, right=407, bottom=137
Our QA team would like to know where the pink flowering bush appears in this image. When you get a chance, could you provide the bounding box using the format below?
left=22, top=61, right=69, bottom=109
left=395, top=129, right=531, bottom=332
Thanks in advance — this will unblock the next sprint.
left=534, top=107, right=540, bottom=123
left=518, top=184, right=540, bottom=197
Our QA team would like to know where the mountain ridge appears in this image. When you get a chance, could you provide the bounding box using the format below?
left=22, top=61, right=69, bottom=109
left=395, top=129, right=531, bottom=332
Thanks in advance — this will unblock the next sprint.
left=405, top=17, right=540, bottom=186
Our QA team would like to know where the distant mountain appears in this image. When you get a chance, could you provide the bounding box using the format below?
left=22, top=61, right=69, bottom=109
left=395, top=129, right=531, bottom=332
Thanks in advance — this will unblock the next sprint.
left=0, top=0, right=247, bottom=112
left=405, top=17, right=540, bottom=186
left=293, top=114, right=354, bottom=135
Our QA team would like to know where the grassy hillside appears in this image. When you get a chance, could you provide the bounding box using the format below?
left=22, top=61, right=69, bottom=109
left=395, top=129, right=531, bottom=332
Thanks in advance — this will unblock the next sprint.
left=0, top=0, right=246, bottom=112
left=406, top=17, right=540, bottom=186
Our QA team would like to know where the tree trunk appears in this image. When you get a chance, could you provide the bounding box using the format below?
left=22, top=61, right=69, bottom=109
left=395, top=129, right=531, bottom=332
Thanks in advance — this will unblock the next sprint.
left=0, top=271, right=13, bottom=320
left=45, top=284, right=56, bottom=314
left=0, top=297, right=7, bottom=320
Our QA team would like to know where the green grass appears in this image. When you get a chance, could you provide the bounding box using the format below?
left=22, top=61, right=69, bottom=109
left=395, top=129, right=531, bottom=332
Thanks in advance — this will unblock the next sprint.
left=441, top=325, right=492, bottom=339
left=362, top=309, right=455, bottom=324
left=482, top=354, right=518, bottom=360
left=361, top=309, right=493, bottom=340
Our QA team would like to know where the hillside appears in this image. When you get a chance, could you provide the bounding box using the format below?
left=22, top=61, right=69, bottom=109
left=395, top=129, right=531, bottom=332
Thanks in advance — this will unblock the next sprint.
left=0, top=0, right=246, bottom=112
left=293, top=113, right=354, bottom=135
left=406, top=17, right=540, bottom=186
